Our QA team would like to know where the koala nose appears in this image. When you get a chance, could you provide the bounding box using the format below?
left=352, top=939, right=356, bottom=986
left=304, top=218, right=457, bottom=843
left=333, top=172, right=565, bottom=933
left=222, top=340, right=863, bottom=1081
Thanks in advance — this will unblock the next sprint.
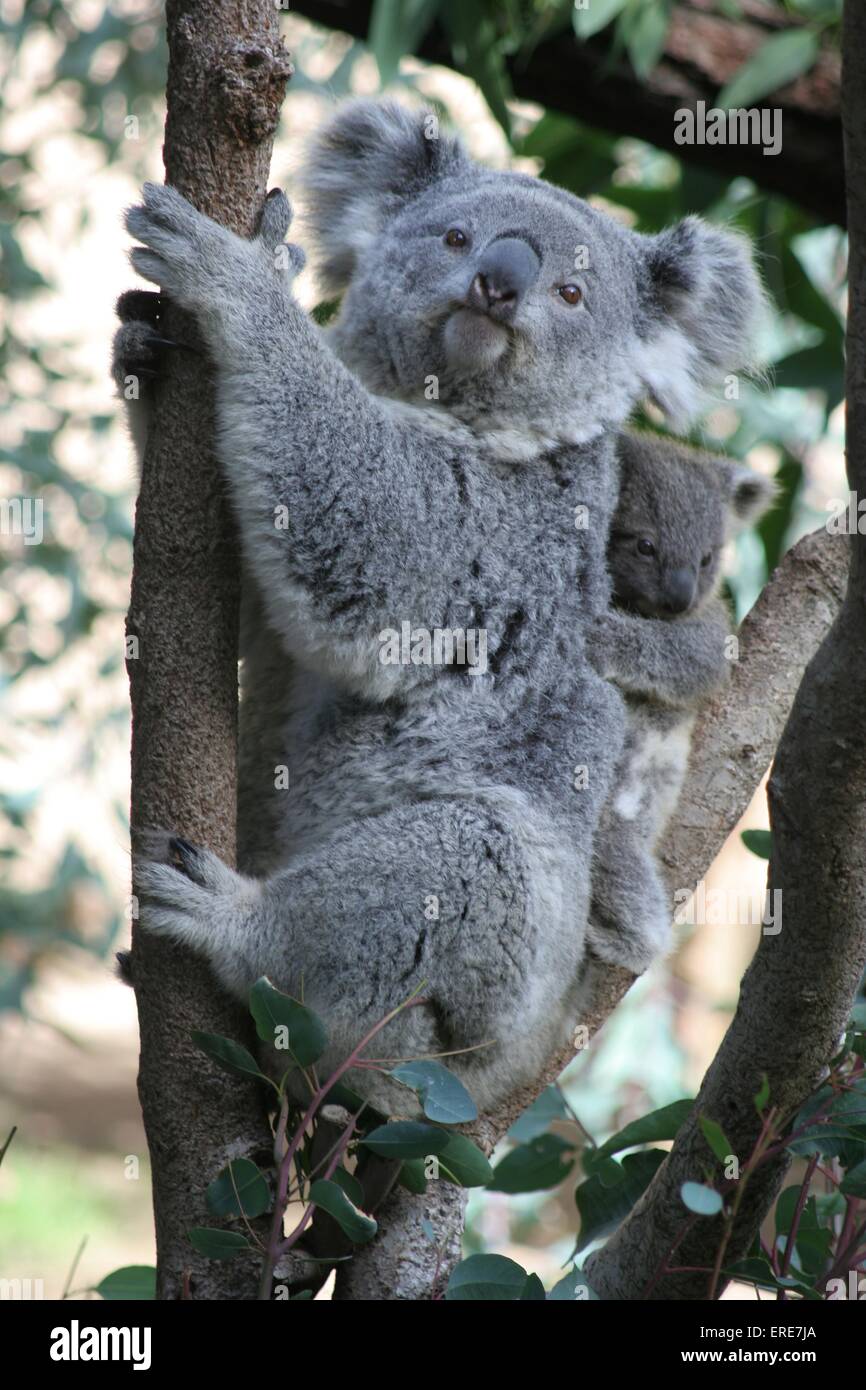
left=662, top=568, right=696, bottom=615
left=467, top=238, right=540, bottom=321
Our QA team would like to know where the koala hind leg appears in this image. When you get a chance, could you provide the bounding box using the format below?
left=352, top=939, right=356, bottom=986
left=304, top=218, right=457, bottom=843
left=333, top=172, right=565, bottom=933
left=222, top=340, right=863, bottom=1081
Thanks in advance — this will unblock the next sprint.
left=587, top=817, right=672, bottom=974
left=134, top=800, right=553, bottom=1108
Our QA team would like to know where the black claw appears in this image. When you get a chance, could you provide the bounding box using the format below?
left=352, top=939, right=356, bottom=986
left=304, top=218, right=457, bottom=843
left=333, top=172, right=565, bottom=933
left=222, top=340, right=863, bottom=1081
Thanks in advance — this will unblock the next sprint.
left=116, top=950, right=134, bottom=986
left=146, top=334, right=180, bottom=350
left=169, top=836, right=202, bottom=881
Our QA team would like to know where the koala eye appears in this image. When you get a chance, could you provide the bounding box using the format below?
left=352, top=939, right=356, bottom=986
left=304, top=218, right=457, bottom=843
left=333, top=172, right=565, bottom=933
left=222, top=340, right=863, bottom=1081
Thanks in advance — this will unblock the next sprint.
left=637, top=538, right=656, bottom=558
left=557, top=284, right=582, bottom=306
left=701, top=551, right=714, bottom=568
left=444, top=228, right=468, bottom=249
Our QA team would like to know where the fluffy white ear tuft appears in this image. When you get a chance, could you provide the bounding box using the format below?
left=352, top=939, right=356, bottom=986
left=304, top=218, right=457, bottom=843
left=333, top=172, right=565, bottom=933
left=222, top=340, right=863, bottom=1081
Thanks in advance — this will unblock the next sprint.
left=637, top=216, right=768, bottom=427
left=296, top=99, right=470, bottom=294
left=722, top=461, right=778, bottom=532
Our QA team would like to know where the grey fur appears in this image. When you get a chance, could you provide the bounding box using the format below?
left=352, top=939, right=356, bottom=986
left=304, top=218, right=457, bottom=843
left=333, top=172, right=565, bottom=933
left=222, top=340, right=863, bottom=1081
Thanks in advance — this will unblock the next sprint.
left=585, top=431, right=775, bottom=971
left=117, top=99, right=763, bottom=1111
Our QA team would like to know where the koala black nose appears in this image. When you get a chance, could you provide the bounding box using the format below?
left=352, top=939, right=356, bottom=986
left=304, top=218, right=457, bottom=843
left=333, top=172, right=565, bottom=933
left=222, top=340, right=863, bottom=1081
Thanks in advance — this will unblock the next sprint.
left=662, top=568, right=696, bottom=615
left=467, top=238, right=540, bottom=321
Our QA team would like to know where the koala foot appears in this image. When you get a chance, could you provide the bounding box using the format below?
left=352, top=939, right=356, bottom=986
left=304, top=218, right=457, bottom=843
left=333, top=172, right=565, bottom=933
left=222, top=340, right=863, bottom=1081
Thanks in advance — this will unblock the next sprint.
left=112, top=289, right=192, bottom=393
left=132, top=830, right=262, bottom=994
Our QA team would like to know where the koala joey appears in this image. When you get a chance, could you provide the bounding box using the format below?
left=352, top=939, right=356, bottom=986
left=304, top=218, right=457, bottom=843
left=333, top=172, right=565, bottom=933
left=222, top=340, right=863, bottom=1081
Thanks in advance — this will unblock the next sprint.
left=115, top=99, right=764, bottom=1113
left=585, top=431, right=775, bottom=971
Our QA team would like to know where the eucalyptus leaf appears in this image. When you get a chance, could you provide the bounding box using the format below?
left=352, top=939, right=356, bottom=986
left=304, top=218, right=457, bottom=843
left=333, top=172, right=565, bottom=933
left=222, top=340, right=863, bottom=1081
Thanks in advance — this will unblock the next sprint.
left=188, top=1228, right=252, bottom=1260
left=390, top=1060, right=477, bottom=1123
left=445, top=1253, right=529, bottom=1301
left=361, top=1121, right=451, bottom=1160
left=249, top=977, right=327, bottom=1066
left=309, top=1179, right=377, bottom=1244
left=741, top=829, right=772, bottom=859
left=718, top=29, right=820, bottom=110
left=573, top=0, right=628, bottom=41
left=94, top=1266, right=156, bottom=1301
left=191, top=1031, right=264, bottom=1082
left=206, top=1159, right=271, bottom=1220
left=489, top=1134, right=576, bottom=1193
left=437, top=1133, right=494, bottom=1187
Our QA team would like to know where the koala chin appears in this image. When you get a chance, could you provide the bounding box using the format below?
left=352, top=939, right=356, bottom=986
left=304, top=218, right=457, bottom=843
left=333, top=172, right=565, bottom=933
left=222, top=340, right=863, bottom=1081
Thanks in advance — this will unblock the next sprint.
left=115, top=99, right=765, bottom=1114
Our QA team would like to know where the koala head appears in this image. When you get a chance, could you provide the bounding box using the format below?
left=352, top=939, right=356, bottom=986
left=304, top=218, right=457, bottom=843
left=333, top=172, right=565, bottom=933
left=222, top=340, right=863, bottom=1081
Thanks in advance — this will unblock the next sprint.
left=298, top=100, right=766, bottom=457
left=608, top=432, right=775, bottom=619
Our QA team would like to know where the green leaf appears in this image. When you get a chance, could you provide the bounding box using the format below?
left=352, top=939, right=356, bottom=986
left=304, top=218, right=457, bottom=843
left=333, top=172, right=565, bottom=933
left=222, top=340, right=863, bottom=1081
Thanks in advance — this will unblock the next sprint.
left=699, top=1115, right=734, bottom=1166
left=840, top=1157, right=866, bottom=1197
left=507, top=1085, right=569, bottom=1142
left=718, top=29, right=820, bottom=110
left=681, top=1181, right=724, bottom=1216
left=191, top=1031, right=264, bottom=1082
left=445, top=1253, right=529, bottom=1301
left=188, top=1228, right=252, bottom=1260
left=361, top=1121, right=451, bottom=1160
left=309, top=1179, right=377, bottom=1244
left=595, top=1099, right=693, bottom=1160
left=437, top=1133, right=494, bottom=1187
left=206, top=1159, right=271, bottom=1220
left=94, top=1266, right=156, bottom=1301
left=397, top=1158, right=428, bottom=1195
left=575, top=1149, right=667, bottom=1251
left=489, top=1134, right=576, bottom=1193
left=754, top=1074, right=771, bottom=1114
left=520, top=1272, right=547, bottom=1300
left=573, top=0, right=628, bottom=41
left=624, top=1, right=671, bottom=79
left=390, top=1060, right=477, bottom=1123
left=741, top=829, right=772, bottom=859
left=249, top=977, right=327, bottom=1067
left=368, top=0, right=441, bottom=86
left=331, top=1166, right=365, bottom=1207
left=441, top=0, right=513, bottom=138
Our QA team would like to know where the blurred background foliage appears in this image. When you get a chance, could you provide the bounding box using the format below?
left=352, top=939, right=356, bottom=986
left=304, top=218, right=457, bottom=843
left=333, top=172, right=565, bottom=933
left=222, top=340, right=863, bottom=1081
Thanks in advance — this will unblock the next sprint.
left=0, top=0, right=849, bottom=1293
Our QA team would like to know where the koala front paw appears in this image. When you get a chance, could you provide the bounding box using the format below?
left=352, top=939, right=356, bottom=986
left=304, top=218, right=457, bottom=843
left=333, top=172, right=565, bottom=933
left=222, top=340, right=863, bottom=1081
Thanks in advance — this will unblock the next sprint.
left=126, top=182, right=241, bottom=309
left=583, top=614, right=617, bottom=681
left=132, top=831, right=261, bottom=990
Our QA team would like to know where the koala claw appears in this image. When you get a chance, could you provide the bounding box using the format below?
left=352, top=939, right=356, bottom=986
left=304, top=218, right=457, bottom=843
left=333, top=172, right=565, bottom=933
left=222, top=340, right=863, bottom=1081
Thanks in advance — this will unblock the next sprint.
left=168, top=835, right=205, bottom=882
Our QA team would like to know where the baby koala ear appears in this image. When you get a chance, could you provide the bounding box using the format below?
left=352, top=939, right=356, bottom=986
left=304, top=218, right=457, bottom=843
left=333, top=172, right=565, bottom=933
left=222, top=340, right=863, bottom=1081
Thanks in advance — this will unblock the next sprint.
left=296, top=98, right=469, bottom=294
left=722, top=461, right=778, bottom=532
left=637, top=216, right=767, bottom=428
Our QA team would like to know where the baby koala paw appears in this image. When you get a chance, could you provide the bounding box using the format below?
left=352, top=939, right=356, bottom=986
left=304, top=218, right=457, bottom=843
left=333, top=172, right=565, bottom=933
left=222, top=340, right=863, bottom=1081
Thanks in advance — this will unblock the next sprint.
left=255, top=188, right=306, bottom=282
left=133, top=830, right=260, bottom=993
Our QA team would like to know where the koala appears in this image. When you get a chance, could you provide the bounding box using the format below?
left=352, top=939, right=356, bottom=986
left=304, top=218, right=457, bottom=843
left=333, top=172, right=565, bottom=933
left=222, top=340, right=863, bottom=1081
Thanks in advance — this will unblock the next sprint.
left=115, top=99, right=764, bottom=1112
left=585, top=431, right=775, bottom=970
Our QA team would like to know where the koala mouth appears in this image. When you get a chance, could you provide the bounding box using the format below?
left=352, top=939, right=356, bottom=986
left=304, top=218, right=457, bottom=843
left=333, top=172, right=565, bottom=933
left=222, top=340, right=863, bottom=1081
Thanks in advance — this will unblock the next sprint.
left=442, top=307, right=510, bottom=375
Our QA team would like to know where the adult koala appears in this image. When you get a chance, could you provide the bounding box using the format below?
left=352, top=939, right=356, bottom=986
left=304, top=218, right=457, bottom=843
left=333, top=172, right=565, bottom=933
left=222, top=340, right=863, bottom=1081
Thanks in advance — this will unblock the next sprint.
left=120, top=100, right=763, bottom=1112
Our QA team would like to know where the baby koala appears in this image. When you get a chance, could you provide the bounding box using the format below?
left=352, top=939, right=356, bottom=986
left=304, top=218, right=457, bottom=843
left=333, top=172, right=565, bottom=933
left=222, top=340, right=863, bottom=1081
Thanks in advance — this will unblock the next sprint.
left=585, top=430, right=775, bottom=972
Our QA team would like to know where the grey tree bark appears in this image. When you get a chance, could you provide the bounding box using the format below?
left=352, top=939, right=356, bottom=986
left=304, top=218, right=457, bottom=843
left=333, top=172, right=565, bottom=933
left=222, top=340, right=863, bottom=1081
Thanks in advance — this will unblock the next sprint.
left=126, top=0, right=291, bottom=1299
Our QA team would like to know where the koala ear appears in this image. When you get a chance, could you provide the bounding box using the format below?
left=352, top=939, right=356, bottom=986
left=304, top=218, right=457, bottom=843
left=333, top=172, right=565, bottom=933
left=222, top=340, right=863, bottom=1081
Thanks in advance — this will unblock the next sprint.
left=721, top=462, right=778, bottom=532
left=637, top=216, right=767, bottom=428
left=297, top=99, right=469, bottom=294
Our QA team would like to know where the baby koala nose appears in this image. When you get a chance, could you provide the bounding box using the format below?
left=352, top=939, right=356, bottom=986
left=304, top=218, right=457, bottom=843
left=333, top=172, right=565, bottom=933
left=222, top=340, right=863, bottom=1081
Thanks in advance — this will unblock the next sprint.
left=662, top=567, right=697, bottom=615
left=467, top=237, right=540, bottom=321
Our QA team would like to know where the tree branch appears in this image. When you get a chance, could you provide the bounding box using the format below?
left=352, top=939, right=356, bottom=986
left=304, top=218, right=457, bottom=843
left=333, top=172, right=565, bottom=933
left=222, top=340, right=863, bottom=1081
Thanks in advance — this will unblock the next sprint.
left=289, top=0, right=843, bottom=226
left=127, top=0, right=291, bottom=1299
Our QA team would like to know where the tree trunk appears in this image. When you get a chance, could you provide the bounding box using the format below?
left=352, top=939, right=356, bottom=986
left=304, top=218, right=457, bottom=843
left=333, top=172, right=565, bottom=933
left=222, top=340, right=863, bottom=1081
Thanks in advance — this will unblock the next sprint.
left=126, top=0, right=291, bottom=1300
